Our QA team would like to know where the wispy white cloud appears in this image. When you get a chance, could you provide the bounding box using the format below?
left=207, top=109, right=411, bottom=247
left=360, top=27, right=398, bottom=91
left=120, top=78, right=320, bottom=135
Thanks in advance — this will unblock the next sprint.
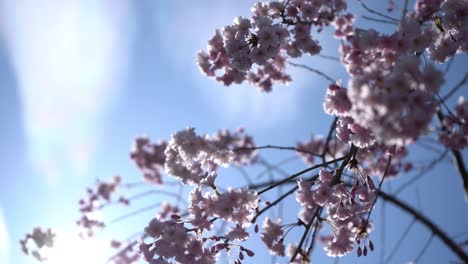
left=0, top=207, right=9, bottom=264
left=0, top=0, right=135, bottom=184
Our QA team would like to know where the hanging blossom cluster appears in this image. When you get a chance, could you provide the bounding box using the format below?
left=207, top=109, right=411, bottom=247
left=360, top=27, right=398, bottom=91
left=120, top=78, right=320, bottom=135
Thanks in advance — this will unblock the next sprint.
left=20, top=227, right=56, bottom=261
left=439, top=97, right=468, bottom=149
left=197, top=0, right=347, bottom=91
left=326, top=0, right=468, bottom=147
left=137, top=128, right=259, bottom=263
left=334, top=19, right=445, bottom=146
left=296, top=168, right=376, bottom=257
left=130, top=137, right=167, bottom=185
left=261, top=217, right=286, bottom=256
left=77, top=175, right=126, bottom=237
left=415, top=0, right=468, bottom=62
left=165, top=128, right=257, bottom=185
left=139, top=188, right=258, bottom=263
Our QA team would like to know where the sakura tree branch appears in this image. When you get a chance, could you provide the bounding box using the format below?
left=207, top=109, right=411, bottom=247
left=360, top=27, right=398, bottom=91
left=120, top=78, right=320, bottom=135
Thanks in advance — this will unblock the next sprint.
left=290, top=207, right=320, bottom=262
left=361, top=15, right=398, bottom=25
left=394, top=149, right=449, bottom=195
left=318, top=54, right=340, bottom=61
left=384, top=218, right=417, bottom=264
left=442, top=72, right=468, bottom=101
left=378, top=191, right=468, bottom=262
left=357, top=0, right=399, bottom=22
left=107, top=202, right=162, bottom=225
left=248, top=166, right=468, bottom=261
left=257, top=156, right=346, bottom=195
left=364, top=154, right=392, bottom=226
left=306, top=215, right=321, bottom=255
left=251, top=185, right=299, bottom=223
left=288, top=61, right=336, bottom=83
left=413, top=234, right=435, bottom=263
left=321, top=117, right=339, bottom=161
left=235, top=144, right=321, bottom=157
left=436, top=110, right=468, bottom=201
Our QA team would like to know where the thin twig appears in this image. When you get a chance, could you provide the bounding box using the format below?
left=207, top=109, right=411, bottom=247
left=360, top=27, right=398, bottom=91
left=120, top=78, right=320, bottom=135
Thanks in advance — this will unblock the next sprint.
left=288, top=61, right=336, bottom=83
left=357, top=0, right=399, bottom=22
left=322, top=117, right=339, bottom=162
left=290, top=207, right=320, bottom=262
left=384, top=218, right=417, bottom=264
left=318, top=54, right=340, bottom=61
left=251, top=185, right=298, bottom=223
left=394, top=149, right=449, bottom=195
left=255, top=155, right=298, bottom=180
left=413, top=234, right=435, bottom=263
left=437, top=110, right=468, bottom=201
left=235, top=144, right=321, bottom=157
left=401, top=0, right=409, bottom=19
left=306, top=214, right=321, bottom=255
left=378, top=191, right=468, bottom=262
left=107, top=202, right=162, bottom=225
left=442, top=72, right=468, bottom=101
left=362, top=15, right=398, bottom=25
left=257, top=156, right=346, bottom=195
left=364, top=154, right=393, bottom=227
left=248, top=174, right=468, bottom=262
left=445, top=56, right=455, bottom=74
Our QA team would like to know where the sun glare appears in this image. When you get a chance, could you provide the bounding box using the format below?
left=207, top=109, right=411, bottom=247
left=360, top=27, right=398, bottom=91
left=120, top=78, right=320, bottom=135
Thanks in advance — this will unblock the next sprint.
left=42, top=234, right=110, bottom=264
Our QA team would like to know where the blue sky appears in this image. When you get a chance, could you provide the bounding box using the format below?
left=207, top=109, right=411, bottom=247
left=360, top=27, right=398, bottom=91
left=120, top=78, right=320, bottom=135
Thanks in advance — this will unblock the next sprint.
left=0, top=0, right=467, bottom=263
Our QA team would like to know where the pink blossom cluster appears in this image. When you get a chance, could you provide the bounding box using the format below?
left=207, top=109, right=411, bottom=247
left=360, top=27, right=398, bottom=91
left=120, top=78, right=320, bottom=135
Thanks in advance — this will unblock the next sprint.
left=77, top=175, right=123, bottom=236
left=439, top=97, right=468, bottom=149
left=20, top=227, right=56, bottom=261
left=197, top=0, right=347, bottom=91
left=164, top=128, right=256, bottom=185
left=211, top=128, right=258, bottom=165
left=188, top=187, right=259, bottom=230
left=261, top=217, right=285, bottom=256
left=296, top=168, right=376, bottom=257
left=136, top=127, right=259, bottom=263
left=426, top=0, right=468, bottom=62
left=141, top=218, right=217, bottom=264
left=141, top=213, right=257, bottom=264
left=130, top=137, right=167, bottom=185
left=332, top=13, right=448, bottom=146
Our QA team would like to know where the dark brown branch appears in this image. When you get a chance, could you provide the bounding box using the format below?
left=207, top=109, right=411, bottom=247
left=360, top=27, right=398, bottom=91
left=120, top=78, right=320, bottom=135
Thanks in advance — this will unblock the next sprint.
left=436, top=110, right=468, bottom=201
left=257, top=156, right=346, bottom=195
left=322, top=117, right=339, bottom=161
left=235, top=144, right=321, bottom=157
left=378, top=191, right=468, bottom=262
left=318, top=54, right=340, bottom=61
left=249, top=175, right=468, bottom=261
left=442, top=72, right=468, bottom=101
left=251, top=185, right=298, bottom=223
left=364, top=154, right=392, bottom=226
left=394, top=149, right=449, bottom=195
left=290, top=207, right=320, bottom=262
left=361, top=15, right=398, bottom=25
